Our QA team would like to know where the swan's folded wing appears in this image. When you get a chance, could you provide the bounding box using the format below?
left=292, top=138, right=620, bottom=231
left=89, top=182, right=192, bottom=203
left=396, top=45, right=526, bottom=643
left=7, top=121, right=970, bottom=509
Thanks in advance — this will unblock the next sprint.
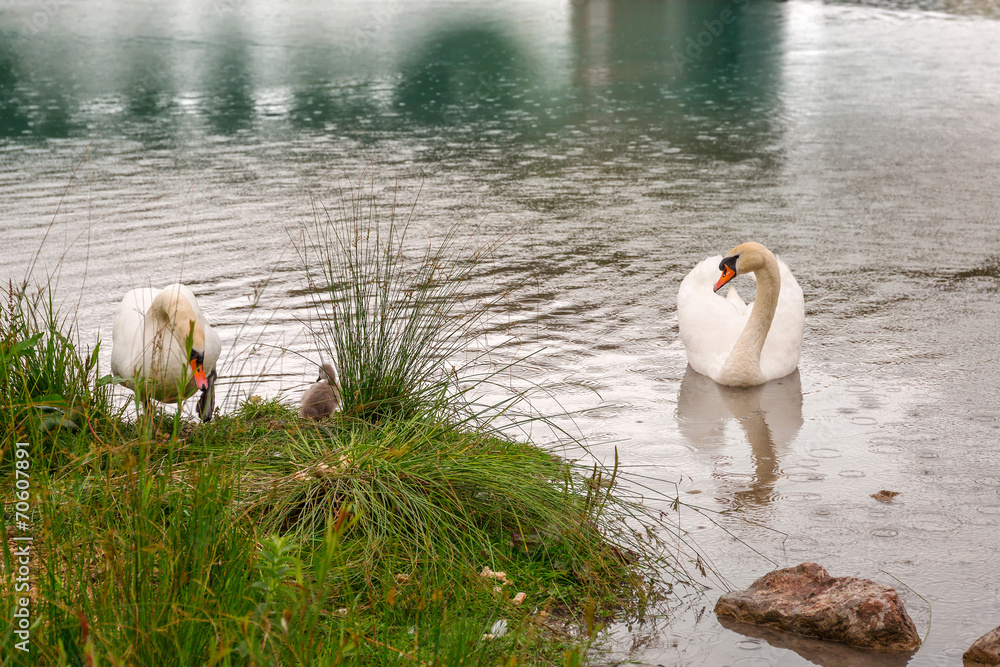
left=111, top=287, right=158, bottom=380
left=677, top=256, right=748, bottom=380
left=724, top=286, right=746, bottom=311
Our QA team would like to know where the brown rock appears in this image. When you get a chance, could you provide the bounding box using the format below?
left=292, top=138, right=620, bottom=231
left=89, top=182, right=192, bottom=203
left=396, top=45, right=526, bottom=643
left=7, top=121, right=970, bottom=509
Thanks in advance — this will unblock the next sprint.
left=965, top=626, right=1000, bottom=664
left=714, top=562, right=921, bottom=652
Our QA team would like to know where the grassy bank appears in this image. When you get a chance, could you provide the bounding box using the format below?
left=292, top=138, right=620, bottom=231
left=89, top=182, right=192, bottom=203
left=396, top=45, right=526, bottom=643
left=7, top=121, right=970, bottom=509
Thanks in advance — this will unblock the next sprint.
left=1, top=186, right=700, bottom=665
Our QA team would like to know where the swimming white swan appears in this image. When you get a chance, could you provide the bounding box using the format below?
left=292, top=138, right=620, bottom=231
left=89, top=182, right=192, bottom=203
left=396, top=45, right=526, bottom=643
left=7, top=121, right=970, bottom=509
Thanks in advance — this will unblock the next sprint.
left=677, top=242, right=804, bottom=387
left=111, top=283, right=222, bottom=422
left=299, top=362, right=342, bottom=419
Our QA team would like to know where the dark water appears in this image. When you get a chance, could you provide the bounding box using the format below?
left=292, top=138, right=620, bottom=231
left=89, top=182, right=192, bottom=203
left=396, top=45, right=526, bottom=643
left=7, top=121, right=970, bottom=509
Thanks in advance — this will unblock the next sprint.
left=3, top=1, right=1000, bottom=664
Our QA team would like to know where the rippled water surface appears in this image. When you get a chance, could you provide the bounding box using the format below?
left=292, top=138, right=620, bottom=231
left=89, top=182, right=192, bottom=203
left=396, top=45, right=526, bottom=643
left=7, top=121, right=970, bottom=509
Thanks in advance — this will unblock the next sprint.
left=3, top=0, right=1000, bottom=664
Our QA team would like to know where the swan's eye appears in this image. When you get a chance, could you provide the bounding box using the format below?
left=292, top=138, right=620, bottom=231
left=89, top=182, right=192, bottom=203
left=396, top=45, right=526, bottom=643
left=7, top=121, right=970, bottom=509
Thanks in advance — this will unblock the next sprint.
left=719, top=255, right=739, bottom=274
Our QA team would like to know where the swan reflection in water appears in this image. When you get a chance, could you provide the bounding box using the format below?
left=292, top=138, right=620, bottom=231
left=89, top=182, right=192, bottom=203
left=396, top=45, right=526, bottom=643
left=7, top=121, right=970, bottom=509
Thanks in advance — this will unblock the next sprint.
left=676, top=367, right=803, bottom=506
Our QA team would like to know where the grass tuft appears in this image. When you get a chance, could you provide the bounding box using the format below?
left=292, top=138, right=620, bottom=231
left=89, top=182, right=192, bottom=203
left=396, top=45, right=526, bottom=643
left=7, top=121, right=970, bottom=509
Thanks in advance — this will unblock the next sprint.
left=299, top=176, right=519, bottom=425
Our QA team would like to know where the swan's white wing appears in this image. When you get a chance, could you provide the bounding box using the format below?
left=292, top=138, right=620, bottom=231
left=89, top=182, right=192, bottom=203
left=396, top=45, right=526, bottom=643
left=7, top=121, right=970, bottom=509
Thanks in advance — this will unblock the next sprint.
left=724, top=286, right=746, bottom=310
left=111, top=287, right=156, bottom=382
left=677, top=256, right=751, bottom=381
left=759, top=256, right=805, bottom=382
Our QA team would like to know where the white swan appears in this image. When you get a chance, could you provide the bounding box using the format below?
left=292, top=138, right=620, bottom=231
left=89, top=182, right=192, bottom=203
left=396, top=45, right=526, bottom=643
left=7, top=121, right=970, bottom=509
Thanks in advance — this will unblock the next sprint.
left=111, top=283, right=222, bottom=422
left=677, top=242, right=804, bottom=387
left=299, top=362, right=342, bottom=420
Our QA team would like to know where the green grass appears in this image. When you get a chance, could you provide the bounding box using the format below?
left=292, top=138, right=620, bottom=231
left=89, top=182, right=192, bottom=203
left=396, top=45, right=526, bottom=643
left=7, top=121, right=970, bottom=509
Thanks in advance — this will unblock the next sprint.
left=1, top=182, right=703, bottom=666
left=1, top=279, right=128, bottom=468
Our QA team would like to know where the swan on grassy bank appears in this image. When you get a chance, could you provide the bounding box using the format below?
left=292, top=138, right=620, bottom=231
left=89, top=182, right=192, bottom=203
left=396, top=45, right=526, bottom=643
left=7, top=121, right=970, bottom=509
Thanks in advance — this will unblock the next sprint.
left=678, top=242, right=804, bottom=387
left=111, top=283, right=221, bottom=422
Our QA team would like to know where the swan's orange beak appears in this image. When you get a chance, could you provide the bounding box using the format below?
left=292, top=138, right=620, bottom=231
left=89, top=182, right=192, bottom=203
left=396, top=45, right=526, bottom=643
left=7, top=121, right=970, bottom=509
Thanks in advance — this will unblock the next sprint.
left=190, top=358, right=209, bottom=391
left=714, top=265, right=737, bottom=292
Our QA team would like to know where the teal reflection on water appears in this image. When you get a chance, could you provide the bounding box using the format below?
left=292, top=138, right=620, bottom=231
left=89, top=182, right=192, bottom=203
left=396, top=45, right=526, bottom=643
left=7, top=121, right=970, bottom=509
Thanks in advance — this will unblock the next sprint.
left=395, top=25, right=529, bottom=125
left=0, top=0, right=786, bottom=155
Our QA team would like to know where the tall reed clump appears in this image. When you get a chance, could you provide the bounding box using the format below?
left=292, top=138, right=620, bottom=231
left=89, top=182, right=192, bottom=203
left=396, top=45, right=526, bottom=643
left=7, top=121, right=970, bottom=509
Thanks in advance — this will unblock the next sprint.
left=299, top=181, right=518, bottom=424
left=0, top=280, right=123, bottom=464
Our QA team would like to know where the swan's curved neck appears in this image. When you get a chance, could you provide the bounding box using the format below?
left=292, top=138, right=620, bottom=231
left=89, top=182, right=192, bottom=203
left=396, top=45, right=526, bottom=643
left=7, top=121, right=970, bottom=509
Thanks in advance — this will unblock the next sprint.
left=722, top=256, right=781, bottom=385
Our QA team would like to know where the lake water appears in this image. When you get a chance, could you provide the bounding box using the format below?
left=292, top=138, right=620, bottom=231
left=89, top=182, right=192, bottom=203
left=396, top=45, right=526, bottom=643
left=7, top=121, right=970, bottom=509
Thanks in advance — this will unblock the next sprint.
left=3, top=0, right=1000, bottom=664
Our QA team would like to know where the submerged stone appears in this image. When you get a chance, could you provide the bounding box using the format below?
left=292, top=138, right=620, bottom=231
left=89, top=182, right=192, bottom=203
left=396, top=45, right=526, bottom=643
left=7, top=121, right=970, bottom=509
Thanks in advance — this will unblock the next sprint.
left=965, top=626, right=1000, bottom=664
left=714, top=562, right=921, bottom=652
